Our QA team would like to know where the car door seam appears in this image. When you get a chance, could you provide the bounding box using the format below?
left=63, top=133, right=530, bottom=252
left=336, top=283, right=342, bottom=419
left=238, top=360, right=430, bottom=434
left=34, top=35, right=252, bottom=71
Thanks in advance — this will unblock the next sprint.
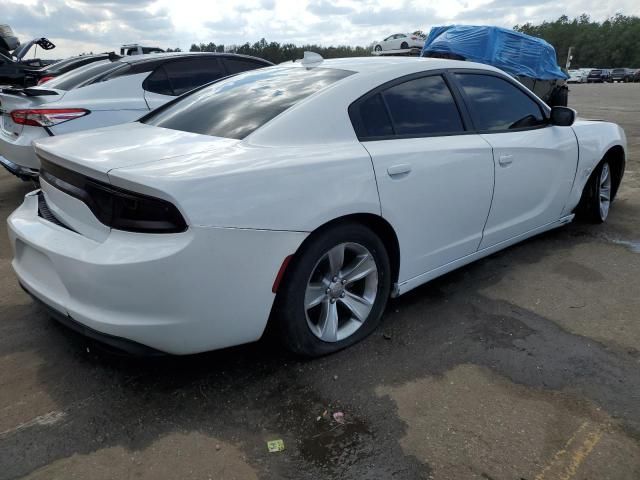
left=359, top=142, right=384, bottom=216
left=477, top=134, right=496, bottom=251
left=562, top=126, right=581, bottom=215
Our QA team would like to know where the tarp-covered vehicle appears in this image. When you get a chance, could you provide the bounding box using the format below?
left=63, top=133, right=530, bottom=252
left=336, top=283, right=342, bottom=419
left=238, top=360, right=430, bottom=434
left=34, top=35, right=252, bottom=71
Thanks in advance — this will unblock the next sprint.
left=421, top=25, right=569, bottom=107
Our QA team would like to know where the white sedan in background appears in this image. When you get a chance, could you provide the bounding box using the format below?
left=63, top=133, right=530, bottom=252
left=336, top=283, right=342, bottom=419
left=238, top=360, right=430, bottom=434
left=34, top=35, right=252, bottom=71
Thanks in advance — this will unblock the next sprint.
left=568, top=69, right=588, bottom=83
left=8, top=56, right=626, bottom=357
left=374, top=33, right=425, bottom=52
left=0, top=52, right=271, bottom=179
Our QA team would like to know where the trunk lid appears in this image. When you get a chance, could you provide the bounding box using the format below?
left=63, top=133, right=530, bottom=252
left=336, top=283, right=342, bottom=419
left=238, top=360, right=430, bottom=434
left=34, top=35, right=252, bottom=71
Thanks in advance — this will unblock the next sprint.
left=33, top=122, right=239, bottom=182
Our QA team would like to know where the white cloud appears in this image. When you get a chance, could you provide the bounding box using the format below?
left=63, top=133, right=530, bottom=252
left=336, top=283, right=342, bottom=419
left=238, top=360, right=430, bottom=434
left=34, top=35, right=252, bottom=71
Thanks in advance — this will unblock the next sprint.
left=4, top=0, right=640, bottom=59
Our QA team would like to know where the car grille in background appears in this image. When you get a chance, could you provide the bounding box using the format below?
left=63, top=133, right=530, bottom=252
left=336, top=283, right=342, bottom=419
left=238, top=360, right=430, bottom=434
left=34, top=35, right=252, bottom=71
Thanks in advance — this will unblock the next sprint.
left=37, top=191, right=75, bottom=232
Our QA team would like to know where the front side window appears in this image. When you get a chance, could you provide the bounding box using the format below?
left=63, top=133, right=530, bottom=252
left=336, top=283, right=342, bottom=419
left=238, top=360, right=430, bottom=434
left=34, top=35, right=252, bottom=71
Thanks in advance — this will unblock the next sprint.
left=143, top=66, right=354, bottom=139
left=455, top=73, right=546, bottom=131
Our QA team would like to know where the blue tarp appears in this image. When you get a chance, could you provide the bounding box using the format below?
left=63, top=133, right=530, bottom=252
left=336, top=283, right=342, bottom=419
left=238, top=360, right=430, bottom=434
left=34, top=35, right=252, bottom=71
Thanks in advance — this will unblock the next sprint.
left=421, top=25, right=568, bottom=80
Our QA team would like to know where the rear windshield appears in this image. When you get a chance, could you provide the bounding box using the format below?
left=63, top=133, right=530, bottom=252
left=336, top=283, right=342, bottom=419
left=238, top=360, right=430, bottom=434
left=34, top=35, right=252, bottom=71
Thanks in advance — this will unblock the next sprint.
left=590, top=70, right=602, bottom=74
left=44, top=60, right=122, bottom=90
left=612, top=69, right=625, bottom=73
left=143, top=66, right=354, bottom=139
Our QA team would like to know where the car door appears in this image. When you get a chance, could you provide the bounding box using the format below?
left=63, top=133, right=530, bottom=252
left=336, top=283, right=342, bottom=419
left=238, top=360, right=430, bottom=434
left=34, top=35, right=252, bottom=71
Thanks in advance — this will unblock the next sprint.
left=143, top=57, right=226, bottom=109
left=350, top=73, right=495, bottom=281
left=452, top=72, right=579, bottom=249
left=392, top=34, right=405, bottom=49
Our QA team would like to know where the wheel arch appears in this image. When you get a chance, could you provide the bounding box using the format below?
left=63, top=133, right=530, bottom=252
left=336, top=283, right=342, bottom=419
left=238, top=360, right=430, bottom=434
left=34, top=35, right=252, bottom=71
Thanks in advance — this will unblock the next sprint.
left=602, top=144, right=625, bottom=200
left=276, top=213, right=401, bottom=294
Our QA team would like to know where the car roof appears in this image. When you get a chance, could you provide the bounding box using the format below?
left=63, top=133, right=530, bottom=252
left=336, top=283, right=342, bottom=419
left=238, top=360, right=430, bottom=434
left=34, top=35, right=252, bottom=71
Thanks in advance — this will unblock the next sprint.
left=285, top=56, right=501, bottom=75
left=120, top=51, right=273, bottom=65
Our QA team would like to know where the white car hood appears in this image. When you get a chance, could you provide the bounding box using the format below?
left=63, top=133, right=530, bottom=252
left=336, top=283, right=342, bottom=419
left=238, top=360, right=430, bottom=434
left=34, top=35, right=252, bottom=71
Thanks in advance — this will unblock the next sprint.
left=33, top=122, right=239, bottom=182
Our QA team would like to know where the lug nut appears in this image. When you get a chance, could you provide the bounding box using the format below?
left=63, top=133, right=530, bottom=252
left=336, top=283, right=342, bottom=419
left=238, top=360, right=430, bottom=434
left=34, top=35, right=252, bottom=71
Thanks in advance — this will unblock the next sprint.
left=340, top=292, right=345, bottom=298
left=330, top=298, right=336, bottom=304
left=341, top=279, right=346, bottom=284
left=325, top=288, right=331, bottom=294
left=332, top=276, right=338, bottom=282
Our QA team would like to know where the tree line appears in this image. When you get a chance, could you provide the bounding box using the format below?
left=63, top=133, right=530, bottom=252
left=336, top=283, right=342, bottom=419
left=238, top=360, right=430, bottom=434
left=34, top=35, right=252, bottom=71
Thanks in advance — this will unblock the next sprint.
left=171, top=15, right=640, bottom=68
left=188, top=38, right=372, bottom=63
left=515, top=14, right=640, bottom=68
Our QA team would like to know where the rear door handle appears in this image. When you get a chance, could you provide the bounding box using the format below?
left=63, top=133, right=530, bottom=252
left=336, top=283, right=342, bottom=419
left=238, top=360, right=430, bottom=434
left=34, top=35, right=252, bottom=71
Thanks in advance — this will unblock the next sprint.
left=498, top=154, right=514, bottom=167
left=387, top=164, right=412, bottom=177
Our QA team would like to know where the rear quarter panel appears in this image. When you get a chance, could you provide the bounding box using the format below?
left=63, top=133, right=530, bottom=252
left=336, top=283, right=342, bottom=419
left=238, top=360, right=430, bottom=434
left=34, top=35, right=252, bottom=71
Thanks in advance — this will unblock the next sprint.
left=562, top=120, right=626, bottom=215
left=108, top=142, right=382, bottom=232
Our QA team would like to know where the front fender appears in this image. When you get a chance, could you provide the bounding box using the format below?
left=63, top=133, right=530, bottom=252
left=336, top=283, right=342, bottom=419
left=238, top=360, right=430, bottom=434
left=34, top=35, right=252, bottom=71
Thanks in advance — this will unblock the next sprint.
left=562, top=120, right=626, bottom=215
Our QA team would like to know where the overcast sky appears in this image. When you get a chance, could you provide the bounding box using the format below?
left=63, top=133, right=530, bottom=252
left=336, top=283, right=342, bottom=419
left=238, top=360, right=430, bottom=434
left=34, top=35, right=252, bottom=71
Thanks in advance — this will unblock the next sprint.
left=5, top=0, right=640, bottom=59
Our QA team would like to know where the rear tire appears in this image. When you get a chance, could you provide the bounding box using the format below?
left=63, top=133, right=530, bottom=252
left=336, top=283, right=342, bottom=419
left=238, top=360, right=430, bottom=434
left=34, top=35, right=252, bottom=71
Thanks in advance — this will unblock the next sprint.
left=400, top=41, right=409, bottom=49
left=576, top=160, right=613, bottom=223
left=274, top=223, right=391, bottom=357
left=374, top=45, right=382, bottom=52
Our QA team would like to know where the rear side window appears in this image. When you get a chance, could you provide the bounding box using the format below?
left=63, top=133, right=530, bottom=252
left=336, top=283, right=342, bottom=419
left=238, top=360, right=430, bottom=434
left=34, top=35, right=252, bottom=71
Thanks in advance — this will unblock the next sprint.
left=351, top=74, right=464, bottom=139
left=359, top=94, right=393, bottom=137
left=44, top=61, right=123, bottom=90
left=383, top=75, right=464, bottom=136
left=144, top=67, right=172, bottom=95
left=163, top=58, right=225, bottom=96
left=143, top=67, right=354, bottom=139
left=455, top=73, right=545, bottom=131
left=224, top=57, right=269, bottom=74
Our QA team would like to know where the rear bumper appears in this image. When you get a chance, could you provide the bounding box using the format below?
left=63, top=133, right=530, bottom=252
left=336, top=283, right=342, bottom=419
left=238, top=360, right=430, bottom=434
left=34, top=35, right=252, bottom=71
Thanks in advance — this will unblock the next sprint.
left=21, top=283, right=164, bottom=356
left=0, top=129, right=44, bottom=171
left=0, top=155, right=38, bottom=180
left=8, top=191, right=307, bottom=354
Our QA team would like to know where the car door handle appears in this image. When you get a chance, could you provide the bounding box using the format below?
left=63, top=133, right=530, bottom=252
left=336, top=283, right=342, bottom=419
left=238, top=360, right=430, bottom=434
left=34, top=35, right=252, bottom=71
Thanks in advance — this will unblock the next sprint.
left=387, top=164, right=412, bottom=177
left=498, top=154, right=514, bottom=167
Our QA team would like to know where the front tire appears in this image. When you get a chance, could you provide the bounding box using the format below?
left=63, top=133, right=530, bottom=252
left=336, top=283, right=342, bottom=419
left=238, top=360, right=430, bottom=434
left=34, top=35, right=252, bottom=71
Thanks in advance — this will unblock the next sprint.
left=275, top=223, right=391, bottom=357
left=577, top=160, right=613, bottom=223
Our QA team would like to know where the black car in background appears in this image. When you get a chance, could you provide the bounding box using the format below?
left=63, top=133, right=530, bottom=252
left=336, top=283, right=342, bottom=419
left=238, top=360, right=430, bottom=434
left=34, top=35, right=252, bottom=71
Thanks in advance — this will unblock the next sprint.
left=611, top=68, right=635, bottom=83
left=587, top=69, right=612, bottom=83
left=31, top=53, right=118, bottom=86
left=1, top=30, right=57, bottom=86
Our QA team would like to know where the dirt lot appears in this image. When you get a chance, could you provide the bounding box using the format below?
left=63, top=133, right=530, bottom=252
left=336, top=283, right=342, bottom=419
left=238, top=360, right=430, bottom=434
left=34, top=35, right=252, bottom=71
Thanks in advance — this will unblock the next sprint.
left=1, top=82, right=639, bottom=480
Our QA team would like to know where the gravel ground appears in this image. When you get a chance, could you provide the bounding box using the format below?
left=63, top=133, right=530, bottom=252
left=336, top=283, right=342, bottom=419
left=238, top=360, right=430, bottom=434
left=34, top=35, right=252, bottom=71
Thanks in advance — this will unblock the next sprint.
left=0, top=82, right=639, bottom=480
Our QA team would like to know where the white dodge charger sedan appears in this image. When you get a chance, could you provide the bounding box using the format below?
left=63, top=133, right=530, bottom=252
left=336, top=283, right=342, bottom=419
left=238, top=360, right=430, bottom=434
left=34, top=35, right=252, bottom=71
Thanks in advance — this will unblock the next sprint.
left=7, top=56, right=626, bottom=356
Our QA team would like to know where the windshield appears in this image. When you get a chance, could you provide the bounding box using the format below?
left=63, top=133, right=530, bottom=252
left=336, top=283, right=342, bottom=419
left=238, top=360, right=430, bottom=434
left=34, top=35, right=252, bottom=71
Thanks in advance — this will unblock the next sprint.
left=143, top=66, right=354, bottom=139
left=44, top=60, right=122, bottom=90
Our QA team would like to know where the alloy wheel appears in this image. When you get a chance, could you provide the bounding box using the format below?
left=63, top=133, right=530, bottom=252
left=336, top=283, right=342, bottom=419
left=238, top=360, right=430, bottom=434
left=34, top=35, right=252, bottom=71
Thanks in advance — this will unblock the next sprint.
left=599, top=162, right=612, bottom=221
left=304, top=242, right=378, bottom=342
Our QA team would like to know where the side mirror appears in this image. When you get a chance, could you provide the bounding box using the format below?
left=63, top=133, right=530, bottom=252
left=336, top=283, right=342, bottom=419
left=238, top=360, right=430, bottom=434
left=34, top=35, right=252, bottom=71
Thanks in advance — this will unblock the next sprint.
left=550, top=106, right=576, bottom=126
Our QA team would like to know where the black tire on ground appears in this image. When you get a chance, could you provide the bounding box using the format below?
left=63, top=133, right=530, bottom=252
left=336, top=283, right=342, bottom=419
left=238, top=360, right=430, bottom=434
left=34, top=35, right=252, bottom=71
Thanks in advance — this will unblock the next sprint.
left=576, top=160, right=612, bottom=224
left=274, top=222, right=391, bottom=357
left=400, top=41, right=409, bottom=49
left=374, top=45, right=382, bottom=51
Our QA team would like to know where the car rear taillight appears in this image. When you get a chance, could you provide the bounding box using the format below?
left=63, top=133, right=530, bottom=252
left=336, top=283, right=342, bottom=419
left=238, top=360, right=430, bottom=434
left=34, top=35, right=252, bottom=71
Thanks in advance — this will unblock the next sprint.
left=10, top=108, right=89, bottom=127
left=40, top=160, right=187, bottom=234
left=37, top=76, right=55, bottom=85
left=411, top=36, right=418, bottom=40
